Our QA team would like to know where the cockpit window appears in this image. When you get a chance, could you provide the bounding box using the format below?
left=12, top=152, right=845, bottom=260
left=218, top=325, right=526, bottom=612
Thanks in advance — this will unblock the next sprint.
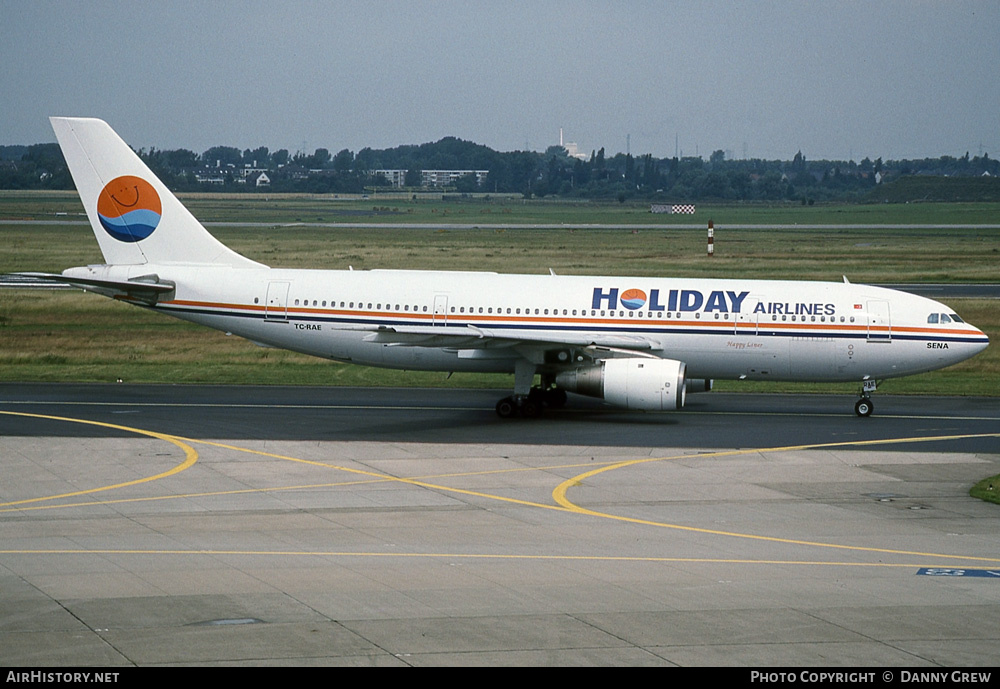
left=940, top=313, right=952, bottom=323
left=927, top=313, right=939, bottom=324
left=949, top=313, right=964, bottom=323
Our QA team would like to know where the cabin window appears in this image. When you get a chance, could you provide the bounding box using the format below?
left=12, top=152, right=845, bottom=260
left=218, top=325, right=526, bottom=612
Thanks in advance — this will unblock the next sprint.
left=254, top=297, right=259, bottom=304
left=294, top=299, right=300, bottom=306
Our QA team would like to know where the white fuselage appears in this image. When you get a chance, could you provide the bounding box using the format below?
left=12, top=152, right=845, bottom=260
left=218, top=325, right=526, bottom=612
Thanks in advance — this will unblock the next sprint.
left=76, top=263, right=989, bottom=383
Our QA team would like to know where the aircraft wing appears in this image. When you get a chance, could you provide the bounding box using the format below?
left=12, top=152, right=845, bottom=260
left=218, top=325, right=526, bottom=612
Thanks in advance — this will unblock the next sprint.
left=355, top=323, right=658, bottom=351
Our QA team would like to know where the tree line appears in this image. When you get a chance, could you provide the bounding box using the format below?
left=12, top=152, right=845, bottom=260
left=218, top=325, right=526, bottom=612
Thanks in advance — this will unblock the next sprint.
left=2, top=138, right=997, bottom=202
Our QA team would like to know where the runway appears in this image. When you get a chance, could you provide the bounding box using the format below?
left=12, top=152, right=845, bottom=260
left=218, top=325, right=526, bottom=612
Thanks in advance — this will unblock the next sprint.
left=2, top=384, right=999, bottom=666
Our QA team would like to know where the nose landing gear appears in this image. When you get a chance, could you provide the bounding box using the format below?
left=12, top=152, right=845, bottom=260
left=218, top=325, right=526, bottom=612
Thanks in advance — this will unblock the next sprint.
left=855, top=379, right=878, bottom=417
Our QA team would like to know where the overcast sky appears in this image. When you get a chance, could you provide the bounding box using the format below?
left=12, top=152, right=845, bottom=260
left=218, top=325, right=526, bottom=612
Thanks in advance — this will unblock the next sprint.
left=3, top=1, right=998, bottom=161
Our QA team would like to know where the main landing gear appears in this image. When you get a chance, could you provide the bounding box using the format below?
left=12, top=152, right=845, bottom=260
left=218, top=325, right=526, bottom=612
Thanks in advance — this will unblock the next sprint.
left=855, top=379, right=878, bottom=417
left=496, top=361, right=564, bottom=419
left=495, top=385, right=568, bottom=419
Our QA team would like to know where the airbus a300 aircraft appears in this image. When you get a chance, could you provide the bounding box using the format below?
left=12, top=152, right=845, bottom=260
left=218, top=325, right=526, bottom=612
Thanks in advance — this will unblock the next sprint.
left=30, top=118, right=989, bottom=418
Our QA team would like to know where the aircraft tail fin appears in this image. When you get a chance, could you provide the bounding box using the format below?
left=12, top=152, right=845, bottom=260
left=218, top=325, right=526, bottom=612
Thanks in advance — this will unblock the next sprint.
left=50, top=117, right=264, bottom=268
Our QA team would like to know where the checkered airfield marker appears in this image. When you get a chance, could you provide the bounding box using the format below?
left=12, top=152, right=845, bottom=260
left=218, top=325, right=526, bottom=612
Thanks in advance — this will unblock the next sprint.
left=650, top=204, right=696, bottom=214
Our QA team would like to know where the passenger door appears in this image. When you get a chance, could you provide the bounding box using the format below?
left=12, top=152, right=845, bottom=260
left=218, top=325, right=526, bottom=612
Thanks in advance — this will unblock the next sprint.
left=265, top=281, right=290, bottom=321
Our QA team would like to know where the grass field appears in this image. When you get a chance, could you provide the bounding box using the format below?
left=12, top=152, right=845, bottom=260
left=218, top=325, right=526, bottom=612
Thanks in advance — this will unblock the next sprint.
left=4, top=189, right=1000, bottom=227
left=1, top=192, right=997, bottom=392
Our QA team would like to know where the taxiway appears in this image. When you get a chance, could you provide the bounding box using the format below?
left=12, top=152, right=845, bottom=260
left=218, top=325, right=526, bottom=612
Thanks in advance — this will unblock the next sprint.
left=2, top=385, right=998, bottom=666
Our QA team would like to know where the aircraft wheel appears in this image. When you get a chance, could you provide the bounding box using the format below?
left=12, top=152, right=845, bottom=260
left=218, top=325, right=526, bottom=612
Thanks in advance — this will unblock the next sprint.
left=496, top=397, right=517, bottom=418
left=520, top=398, right=542, bottom=419
left=855, top=398, right=874, bottom=417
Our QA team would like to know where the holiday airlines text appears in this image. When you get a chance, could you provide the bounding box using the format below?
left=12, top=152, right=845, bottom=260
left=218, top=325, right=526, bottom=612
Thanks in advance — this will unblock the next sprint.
left=592, top=288, right=837, bottom=316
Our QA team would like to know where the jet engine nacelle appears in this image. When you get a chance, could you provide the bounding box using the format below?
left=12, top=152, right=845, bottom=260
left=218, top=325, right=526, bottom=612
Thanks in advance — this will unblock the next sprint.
left=554, top=358, right=687, bottom=411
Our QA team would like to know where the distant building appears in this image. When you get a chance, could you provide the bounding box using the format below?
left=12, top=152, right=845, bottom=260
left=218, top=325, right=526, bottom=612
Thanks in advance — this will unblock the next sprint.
left=559, top=128, right=589, bottom=161
left=373, top=169, right=407, bottom=188
left=248, top=171, right=270, bottom=188
left=370, top=168, right=488, bottom=188
left=194, top=172, right=225, bottom=185
left=421, top=170, right=489, bottom=188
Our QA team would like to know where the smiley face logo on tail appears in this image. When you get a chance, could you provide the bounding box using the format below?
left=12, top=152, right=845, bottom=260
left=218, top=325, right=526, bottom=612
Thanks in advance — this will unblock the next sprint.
left=97, top=176, right=162, bottom=242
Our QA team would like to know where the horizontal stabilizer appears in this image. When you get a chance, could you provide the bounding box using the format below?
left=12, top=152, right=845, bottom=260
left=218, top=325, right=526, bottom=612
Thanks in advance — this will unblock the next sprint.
left=17, top=272, right=175, bottom=304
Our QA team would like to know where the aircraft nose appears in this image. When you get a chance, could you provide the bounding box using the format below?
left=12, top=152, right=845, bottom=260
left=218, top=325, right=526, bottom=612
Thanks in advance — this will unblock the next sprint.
left=975, top=327, right=989, bottom=351
left=967, top=323, right=989, bottom=354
